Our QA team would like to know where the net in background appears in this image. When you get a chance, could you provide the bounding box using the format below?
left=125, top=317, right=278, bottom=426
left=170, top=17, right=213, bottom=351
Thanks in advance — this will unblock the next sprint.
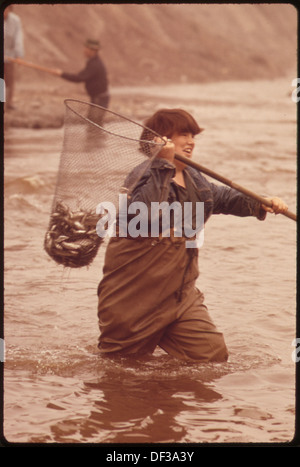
left=44, top=99, right=163, bottom=268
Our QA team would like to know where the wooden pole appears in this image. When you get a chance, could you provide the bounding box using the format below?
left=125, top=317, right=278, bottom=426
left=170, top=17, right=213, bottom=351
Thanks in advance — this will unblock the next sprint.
left=174, top=153, right=297, bottom=222
left=5, top=57, right=58, bottom=75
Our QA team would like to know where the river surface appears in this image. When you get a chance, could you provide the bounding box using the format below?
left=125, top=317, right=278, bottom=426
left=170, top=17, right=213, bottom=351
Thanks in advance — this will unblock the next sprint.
left=3, top=79, right=297, bottom=446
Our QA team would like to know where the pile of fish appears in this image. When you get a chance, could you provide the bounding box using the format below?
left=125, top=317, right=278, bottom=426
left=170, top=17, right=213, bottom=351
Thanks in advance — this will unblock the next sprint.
left=44, top=201, right=103, bottom=268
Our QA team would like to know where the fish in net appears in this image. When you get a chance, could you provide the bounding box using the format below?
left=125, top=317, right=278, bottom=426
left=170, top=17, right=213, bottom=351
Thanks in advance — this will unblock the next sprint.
left=44, top=99, right=164, bottom=268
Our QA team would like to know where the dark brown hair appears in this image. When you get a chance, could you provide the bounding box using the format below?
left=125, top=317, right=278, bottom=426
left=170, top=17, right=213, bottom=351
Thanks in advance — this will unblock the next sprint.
left=140, top=108, right=204, bottom=155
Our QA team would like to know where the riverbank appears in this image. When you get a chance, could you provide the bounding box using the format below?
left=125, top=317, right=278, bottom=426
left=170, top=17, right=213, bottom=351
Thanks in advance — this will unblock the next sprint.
left=4, top=75, right=297, bottom=130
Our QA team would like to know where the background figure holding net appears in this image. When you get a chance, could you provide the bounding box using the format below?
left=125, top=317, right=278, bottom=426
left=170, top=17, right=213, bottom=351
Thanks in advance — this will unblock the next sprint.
left=49, top=39, right=109, bottom=148
left=96, top=108, right=288, bottom=362
left=52, top=39, right=109, bottom=127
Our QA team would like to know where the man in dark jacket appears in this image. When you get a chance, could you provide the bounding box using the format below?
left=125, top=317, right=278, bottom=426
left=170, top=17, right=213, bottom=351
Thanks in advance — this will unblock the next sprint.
left=53, top=39, right=109, bottom=109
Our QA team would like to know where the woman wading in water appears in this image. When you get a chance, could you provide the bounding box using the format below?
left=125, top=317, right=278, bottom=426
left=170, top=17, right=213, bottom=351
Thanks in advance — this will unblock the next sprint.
left=97, top=109, right=288, bottom=361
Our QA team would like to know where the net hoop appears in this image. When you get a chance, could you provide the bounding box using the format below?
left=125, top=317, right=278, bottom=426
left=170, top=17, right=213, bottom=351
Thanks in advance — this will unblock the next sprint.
left=64, top=99, right=165, bottom=149
left=44, top=99, right=168, bottom=269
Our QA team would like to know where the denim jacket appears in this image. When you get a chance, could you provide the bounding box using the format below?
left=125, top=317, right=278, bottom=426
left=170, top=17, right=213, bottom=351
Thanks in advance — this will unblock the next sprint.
left=125, top=158, right=266, bottom=224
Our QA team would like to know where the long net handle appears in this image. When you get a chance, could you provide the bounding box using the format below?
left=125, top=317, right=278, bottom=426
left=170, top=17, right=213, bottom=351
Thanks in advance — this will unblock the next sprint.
left=174, top=153, right=297, bottom=222
left=4, top=56, right=57, bottom=75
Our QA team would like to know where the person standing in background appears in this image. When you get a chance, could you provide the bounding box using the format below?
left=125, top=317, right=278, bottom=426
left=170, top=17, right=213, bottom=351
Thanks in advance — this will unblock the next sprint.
left=52, top=39, right=109, bottom=110
left=4, top=5, right=24, bottom=110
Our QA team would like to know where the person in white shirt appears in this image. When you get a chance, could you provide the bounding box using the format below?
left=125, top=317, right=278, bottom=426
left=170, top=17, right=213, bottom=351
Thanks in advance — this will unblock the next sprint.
left=4, top=5, right=24, bottom=110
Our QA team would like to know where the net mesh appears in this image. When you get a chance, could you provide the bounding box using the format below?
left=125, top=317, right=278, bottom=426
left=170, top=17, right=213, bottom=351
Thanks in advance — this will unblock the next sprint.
left=44, top=99, right=164, bottom=268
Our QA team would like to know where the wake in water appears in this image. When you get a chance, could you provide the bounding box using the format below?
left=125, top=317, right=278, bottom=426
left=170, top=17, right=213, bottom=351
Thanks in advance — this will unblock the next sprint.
left=5, top=340, right=282, bottom=382
left=3, top=345, right=284, bottom=444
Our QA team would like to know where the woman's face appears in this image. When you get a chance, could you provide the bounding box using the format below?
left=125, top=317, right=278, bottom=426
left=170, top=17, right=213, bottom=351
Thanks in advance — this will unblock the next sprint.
left=171, top=132, right=195, bottom=160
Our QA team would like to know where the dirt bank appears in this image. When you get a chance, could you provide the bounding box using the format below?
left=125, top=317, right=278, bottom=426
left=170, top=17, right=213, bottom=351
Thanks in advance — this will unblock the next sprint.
left=3, top=3, right=297, bottom=129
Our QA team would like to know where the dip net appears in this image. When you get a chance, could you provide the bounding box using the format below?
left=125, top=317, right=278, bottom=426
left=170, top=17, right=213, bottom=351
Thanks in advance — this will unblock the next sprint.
left=44, top=99, right=164, bottom=268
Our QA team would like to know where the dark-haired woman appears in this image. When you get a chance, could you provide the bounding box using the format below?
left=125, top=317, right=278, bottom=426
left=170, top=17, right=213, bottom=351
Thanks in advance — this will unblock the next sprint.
left=97, top=109, right=288, bottom=362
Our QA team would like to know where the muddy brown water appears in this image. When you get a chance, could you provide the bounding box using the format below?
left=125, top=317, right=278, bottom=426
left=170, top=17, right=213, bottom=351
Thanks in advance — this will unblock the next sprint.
left=3, top=79, right=297, bottom=445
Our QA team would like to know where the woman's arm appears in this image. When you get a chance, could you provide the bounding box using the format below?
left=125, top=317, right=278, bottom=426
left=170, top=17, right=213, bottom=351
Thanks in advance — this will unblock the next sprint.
left=210, top=183, right=267, bottom=220
left=210, top=183, right=288, bottom=219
